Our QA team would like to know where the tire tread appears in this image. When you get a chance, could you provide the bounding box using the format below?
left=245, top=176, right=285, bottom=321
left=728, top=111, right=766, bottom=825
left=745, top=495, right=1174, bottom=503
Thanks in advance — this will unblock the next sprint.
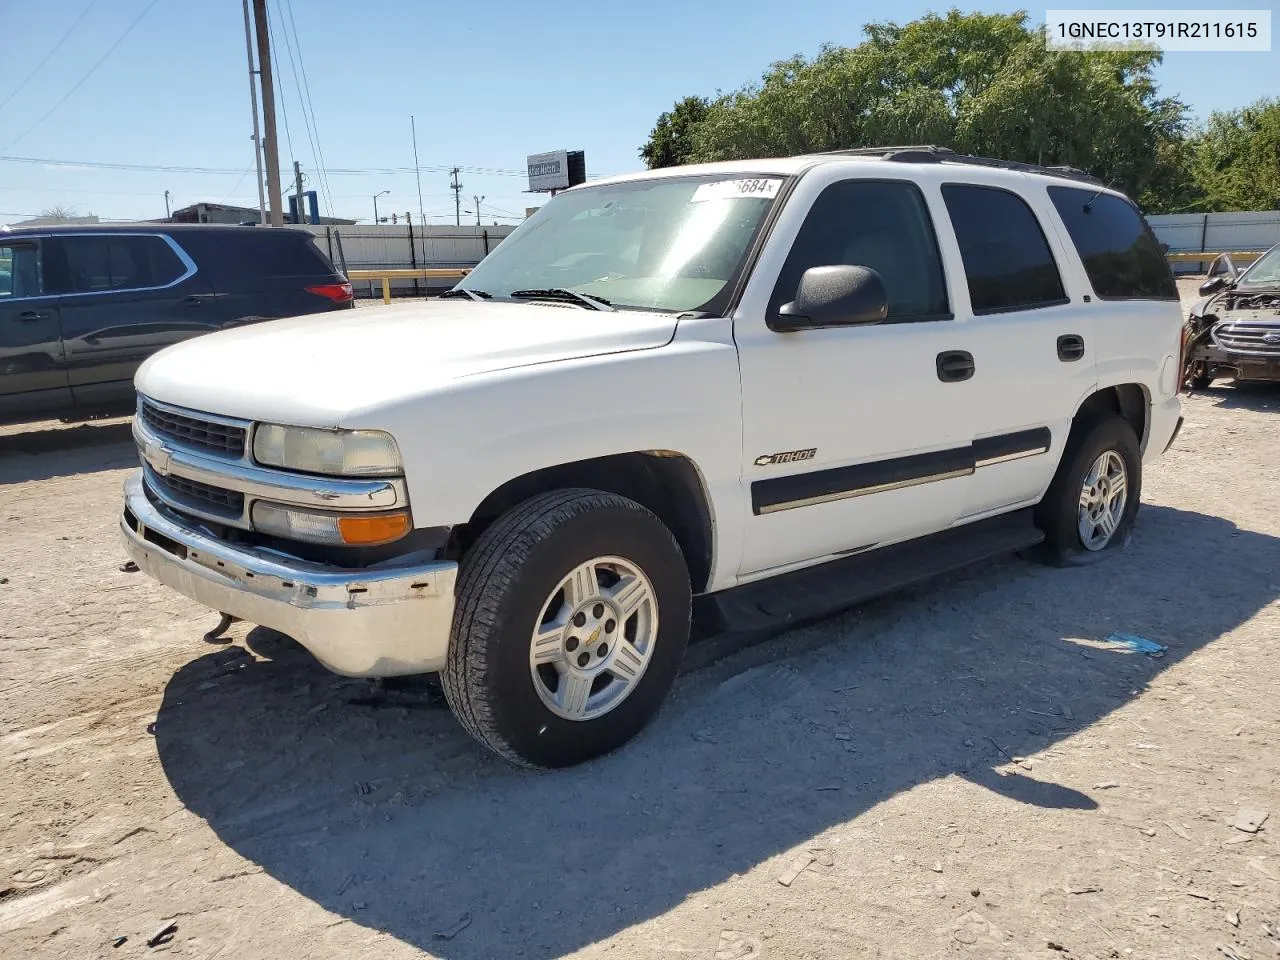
left=442, top=488, right=679, bottom=766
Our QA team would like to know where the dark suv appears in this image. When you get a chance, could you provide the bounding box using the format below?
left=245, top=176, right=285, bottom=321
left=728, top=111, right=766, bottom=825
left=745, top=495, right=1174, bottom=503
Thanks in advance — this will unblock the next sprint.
left=0, top=224, right=353, bottom=425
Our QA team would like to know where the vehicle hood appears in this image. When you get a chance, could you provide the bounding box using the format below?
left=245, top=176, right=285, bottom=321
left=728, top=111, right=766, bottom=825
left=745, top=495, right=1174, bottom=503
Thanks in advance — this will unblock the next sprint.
left=136, top=299, right=678, bottom=426
left=1191, top=286, right=1280, bottom=322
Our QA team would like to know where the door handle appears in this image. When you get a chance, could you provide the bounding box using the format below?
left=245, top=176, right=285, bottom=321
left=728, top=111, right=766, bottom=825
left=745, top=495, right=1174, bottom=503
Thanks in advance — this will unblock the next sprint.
left=17, top=310, right=49, bottom=321
left=936, top=350, right=975, bottom=383
left=1057, top=334, right=1085, bottom=362
left=182, top=294, right=212, bottom=306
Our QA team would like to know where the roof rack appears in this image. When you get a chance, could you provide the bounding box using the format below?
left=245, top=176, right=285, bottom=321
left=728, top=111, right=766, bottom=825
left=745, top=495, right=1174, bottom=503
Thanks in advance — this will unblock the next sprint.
left=813, top=145, right=1104, bottom=186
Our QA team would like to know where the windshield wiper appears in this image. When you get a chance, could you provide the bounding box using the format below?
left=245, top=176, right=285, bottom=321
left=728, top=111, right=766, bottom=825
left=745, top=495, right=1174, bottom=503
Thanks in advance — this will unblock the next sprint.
left=508, top=288, right=614, bottom=311
left=438, top=288, right=492, bottom=301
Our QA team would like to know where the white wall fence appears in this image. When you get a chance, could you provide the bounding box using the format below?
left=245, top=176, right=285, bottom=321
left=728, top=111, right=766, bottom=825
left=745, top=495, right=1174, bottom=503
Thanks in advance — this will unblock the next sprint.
left=300, top=213, right=1278, bottom=289
left=304, top=223, right=517, bottom=296
left=1148, top=211, right=1280, bottom=274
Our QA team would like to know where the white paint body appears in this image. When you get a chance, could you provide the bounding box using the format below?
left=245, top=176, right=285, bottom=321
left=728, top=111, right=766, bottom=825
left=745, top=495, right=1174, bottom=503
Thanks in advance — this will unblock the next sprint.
left=136, top=155, right=1184, bottom=600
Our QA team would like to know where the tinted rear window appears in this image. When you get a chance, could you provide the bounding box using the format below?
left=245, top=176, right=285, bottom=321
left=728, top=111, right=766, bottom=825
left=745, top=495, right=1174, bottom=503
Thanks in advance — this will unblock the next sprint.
left=180, top=230, right=339, bottom=285
left=1047, top=187, right=1177, bottom=300
left=941, top=184, right=1067, bottom=314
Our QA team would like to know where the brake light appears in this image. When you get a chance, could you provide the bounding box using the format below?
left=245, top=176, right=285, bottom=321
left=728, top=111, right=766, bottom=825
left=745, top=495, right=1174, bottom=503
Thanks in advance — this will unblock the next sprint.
left=1177, top=321, right=1192, bottom=394
left=306, top=282, right=353, bottom=303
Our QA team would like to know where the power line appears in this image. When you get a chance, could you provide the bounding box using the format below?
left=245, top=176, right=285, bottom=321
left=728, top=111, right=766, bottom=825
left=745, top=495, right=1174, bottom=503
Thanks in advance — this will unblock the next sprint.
left=0, top=153, right=607, bottom=180
left=281, top=0, right=334, bottom=219
left=264, top=4, right=294, bottom=160
left=217, top=166, right=256, bottom=205
left=272, top=0, right=322, bottom=215
left=3, top=0, right=161, bottom=150
left=0, top=0, right=100, bottom=115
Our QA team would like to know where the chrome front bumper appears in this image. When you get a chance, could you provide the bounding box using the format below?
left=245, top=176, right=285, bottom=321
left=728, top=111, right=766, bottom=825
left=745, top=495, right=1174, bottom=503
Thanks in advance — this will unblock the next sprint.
left=120, top=471, right=457, bottom=677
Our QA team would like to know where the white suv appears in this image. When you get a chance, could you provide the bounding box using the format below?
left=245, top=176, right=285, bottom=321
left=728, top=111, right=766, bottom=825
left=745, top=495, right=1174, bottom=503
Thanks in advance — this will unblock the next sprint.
left=121, top=146, right=1185, bottom=767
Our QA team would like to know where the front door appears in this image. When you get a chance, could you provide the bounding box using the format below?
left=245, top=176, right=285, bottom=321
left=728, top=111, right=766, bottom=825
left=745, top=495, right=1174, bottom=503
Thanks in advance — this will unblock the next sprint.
left=50, top=233, right=219, bottom=411
left=0, top=236, right=70, bottom=422
left=733, top=174, right=975, bottom=579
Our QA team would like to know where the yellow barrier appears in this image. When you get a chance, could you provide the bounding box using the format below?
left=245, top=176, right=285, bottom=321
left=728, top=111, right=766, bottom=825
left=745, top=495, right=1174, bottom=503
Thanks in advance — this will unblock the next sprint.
left=1165, top=251, right=1262, bottom=266
left=346, top=267, right=472, bottom=305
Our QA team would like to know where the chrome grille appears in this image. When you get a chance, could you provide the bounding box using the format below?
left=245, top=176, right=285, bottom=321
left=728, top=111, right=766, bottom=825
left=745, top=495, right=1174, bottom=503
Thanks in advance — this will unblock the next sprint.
left=140, top=400, right=247, bottom=458
left=148, top=470, right=245, bottom=518
left=1214, top=323, right=1280, bottom=356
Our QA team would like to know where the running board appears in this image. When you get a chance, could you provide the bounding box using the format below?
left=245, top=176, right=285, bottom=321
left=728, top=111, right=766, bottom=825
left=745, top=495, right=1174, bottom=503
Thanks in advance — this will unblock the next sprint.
left=694, top=508, right=1045, bottom=635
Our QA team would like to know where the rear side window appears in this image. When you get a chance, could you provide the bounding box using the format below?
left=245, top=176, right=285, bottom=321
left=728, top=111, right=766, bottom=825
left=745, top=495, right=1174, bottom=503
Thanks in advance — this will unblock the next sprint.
left=0, top=241, right=42, bottom=298
left=942, top=184, right=1067, bottom=314
left=771, top=179, right=950, bottom=321
left=211, top=232, right=336, bottom=278
left=61, top=235, right=187, bottom=293
left=1048, top=187, right=1178, bottom=300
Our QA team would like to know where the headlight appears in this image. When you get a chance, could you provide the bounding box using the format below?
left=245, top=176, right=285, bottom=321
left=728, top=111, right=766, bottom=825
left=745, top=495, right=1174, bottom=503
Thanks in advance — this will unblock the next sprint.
left=252, top=424, right=402, bottom=477
left=251, top=502, right=411, bottom=546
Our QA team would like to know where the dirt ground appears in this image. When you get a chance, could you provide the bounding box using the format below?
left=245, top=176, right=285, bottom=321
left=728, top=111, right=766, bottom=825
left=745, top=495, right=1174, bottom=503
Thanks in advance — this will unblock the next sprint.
left=2, top=282, right=1277, bottom=960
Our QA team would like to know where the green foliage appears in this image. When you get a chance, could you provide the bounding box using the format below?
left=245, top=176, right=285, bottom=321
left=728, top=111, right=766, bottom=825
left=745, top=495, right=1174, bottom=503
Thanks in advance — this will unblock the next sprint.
left=639, top=95, right=711, bottom=169
left=637, top=9, right=1279, bottom=212
left=1188, top=98, right=1280, bottom=211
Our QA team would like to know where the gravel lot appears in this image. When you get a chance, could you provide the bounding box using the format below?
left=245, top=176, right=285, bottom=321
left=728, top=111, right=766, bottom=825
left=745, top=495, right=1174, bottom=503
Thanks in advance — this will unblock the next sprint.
left=2, top=283, right=1277, bottom=960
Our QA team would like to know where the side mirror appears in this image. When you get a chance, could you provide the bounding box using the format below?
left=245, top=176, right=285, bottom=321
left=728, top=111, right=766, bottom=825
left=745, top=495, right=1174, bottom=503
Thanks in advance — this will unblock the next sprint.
left=773, top=265, right=889, bottom=332
left=1199, top=276, right=1228, bottom=296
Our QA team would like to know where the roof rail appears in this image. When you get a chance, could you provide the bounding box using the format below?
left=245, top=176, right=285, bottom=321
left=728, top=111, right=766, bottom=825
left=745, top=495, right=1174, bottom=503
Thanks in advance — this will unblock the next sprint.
left=813, top=145, right=1104, bottom=186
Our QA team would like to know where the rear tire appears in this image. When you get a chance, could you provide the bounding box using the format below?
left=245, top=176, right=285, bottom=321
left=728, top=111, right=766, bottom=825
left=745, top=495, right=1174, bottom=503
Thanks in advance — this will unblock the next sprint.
left=1033, top=415, right=1141, bottom=566
left=442, top=489, right=691, bottom=768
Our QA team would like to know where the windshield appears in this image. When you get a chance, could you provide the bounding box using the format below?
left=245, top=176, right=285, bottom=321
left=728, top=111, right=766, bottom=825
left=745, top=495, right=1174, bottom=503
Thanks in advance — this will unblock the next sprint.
left=457, top=175, right=784, bottom=313
left=1237, top=244, right=1280, bottom=287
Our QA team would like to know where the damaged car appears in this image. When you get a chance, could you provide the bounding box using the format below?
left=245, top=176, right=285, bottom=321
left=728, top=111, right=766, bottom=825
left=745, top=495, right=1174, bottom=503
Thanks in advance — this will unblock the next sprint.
left=1183, top=242, right=1280, bottom=390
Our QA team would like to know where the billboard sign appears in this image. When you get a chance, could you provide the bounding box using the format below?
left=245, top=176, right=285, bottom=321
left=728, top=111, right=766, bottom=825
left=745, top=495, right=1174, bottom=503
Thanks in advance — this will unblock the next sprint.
left=527, top=150, right=586, bottom=193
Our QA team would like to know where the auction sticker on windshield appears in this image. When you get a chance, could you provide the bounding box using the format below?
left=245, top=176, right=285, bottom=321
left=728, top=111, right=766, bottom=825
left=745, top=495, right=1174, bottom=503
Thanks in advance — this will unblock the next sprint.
left=691, top=178, right=783, bottom=202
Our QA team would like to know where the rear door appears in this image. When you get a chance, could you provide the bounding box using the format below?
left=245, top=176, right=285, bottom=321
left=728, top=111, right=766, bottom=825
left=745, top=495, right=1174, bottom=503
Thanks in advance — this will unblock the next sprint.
left=51, top=232, right=220, bottom=410
left=936, top=178, right=1098, bottom=521
left=182, top=228, right=352, bottom=326
left=0, top=236, right=71, bottom=422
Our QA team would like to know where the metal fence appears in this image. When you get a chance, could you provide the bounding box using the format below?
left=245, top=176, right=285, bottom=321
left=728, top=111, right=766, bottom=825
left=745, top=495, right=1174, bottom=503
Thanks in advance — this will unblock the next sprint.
left=305, top=223, right=517, bottom=298
left=1148, top=211, right=1280, bottom=274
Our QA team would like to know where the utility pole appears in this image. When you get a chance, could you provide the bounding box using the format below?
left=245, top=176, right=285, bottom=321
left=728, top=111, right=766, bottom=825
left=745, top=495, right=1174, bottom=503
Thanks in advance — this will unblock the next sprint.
left=164, top=190, right=171, bottom=219
left=251, top=0, right=284, bottom=226
left=472, top=195, right=484, bottom=226
left=449, top=168, right=463, bottom=226
left=241, top=0, right=266, bottom=224
left=294, top=160, right=306, bottom=225
left=410, top=115, right=427, bottom=270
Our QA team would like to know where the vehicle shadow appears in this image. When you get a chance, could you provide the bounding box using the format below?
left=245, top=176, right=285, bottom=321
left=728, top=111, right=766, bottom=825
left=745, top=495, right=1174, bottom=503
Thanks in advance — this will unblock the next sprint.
left=0, top=418, right=136, bottom=485
left=1191, top=380, right=1280, bottom=412
left=154, top=504, right=1280, bottom=959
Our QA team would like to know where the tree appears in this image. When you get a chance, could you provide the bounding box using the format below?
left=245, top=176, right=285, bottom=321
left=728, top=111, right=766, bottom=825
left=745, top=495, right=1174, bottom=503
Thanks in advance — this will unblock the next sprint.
left=39, top=204, right=78, bottom=222
left=1189, top=98, right=1280, bottom=211
left=639, top=95, right=710, bottom=169
left=638, top=11, right=1193, bottom=208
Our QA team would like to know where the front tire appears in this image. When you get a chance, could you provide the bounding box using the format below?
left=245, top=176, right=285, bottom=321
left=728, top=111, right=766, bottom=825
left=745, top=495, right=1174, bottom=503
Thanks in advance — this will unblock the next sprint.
left=1033, top=415, right=1141, bottom=566
left=442, top=489, right=691, bottom=768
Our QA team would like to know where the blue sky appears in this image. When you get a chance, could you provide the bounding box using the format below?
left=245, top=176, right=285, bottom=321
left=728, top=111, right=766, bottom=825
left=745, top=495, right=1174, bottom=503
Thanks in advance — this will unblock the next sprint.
left=1, top=0, right=1275, bottom=225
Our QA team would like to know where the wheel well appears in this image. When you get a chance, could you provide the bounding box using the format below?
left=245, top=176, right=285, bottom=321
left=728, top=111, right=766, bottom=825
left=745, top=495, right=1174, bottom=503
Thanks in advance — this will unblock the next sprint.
left=449, top=452, right=714, bottom=593
left=1075, top=384, right=1148, bottom=448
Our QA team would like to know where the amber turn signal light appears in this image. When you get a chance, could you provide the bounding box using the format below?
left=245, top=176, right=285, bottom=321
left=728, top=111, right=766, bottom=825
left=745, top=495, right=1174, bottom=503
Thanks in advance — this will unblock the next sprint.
left=337, top=511, right=411, bottom=546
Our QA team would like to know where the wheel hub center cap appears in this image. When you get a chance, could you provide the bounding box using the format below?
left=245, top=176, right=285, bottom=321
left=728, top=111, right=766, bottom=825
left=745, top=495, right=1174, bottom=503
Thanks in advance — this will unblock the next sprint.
left=563, top=601, right=617, bottom=668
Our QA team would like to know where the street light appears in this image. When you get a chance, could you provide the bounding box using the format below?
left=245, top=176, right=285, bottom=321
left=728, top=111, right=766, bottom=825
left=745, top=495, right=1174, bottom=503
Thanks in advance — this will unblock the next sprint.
left=373, top=190, right=390, bottom=224
left=472, top=194, right=485, bottom=226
